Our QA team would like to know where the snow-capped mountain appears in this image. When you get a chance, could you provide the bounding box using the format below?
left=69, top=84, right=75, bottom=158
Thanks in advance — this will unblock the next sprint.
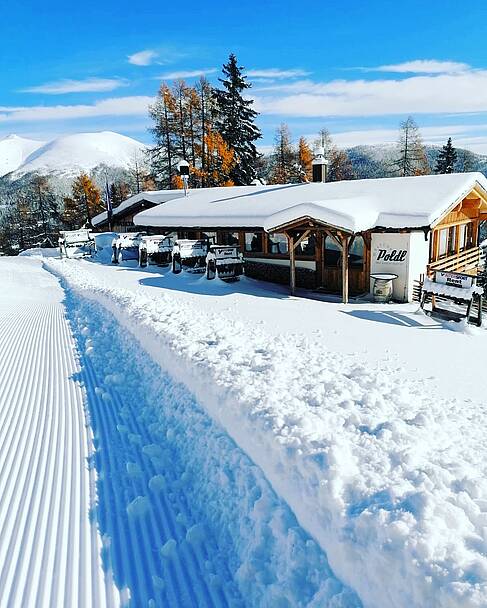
left=0, top=134, right=46, bottom=177
left=0, top=131, right=147, bottom=178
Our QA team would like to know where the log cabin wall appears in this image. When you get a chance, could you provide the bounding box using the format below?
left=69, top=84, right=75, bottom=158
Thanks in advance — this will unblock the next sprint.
left=429, top=195, right=483, bottom=264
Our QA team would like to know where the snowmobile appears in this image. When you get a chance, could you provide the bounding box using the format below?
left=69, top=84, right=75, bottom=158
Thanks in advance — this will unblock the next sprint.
left=59, top=229, right=95, bottom=259
left=171, top=239, right=209, bottom=274
left=205, top=245, right=244, bottom=281
left=112, top=232, right=145, bottom=264
left=138, top=235, right=174, bottom=267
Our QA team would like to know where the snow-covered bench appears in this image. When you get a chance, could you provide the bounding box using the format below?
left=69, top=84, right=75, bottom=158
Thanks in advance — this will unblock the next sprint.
left=421, top=271, right=483, bottom=326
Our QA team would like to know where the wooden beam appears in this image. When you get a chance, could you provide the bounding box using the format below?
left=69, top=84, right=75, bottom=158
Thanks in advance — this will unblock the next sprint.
left=341, top=234, right=349, bottom=304
left=292, top=229, right=311, bottom=250
left=323, top=228, right=342, bottom=250
left=287, top=233, right=297, bottom=295
left=315, top=231, right=324, bottom=289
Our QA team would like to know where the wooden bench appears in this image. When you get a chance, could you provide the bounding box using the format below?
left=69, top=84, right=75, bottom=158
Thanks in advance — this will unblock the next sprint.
left=420, top=271, right=484, bottom=327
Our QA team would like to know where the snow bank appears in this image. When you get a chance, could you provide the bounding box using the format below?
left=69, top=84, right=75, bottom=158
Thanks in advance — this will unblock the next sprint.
left=47, top=258, right=487, bottom=608
left=19, top=247, right=60, bottom=258
left=65, top=291, right=360, bottom=606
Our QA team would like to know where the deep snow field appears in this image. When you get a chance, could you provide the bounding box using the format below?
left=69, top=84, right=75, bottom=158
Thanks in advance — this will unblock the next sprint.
left=2, top=251, right=487, bottom=608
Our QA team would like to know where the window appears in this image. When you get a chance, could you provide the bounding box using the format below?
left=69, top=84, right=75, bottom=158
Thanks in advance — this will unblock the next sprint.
left=438, top=228, right=449, bottom=257
left=462, top=223, right=474, bottom=249
left=349, top=235, right=364, bottom=268
left=178, top=230, right=198, bottom=240
left=447, top=226, right=456, bottom=255
left=324, top=235, right=341, bottom=266
left=244, top=232, right=263, bottom=253
left=295, top=234, right=316, bottom=256
left=201, top=231, right=217, bottom=244
left=220, top=232, right=239, bottom=246
left=268, top=233, right=289, bottom=255
left=458, top=224, right=467, bottom=251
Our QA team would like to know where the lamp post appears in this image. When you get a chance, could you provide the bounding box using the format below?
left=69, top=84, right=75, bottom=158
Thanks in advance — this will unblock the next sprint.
left=177, top=159, right=190, bottom=196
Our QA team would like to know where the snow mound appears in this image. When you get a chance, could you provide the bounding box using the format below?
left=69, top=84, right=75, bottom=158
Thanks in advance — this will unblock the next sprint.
left=18, top=247, right=59, bottom=258
left=13, top=131, right=147, bottom=177
left=0, top=134, right=45, bottom=177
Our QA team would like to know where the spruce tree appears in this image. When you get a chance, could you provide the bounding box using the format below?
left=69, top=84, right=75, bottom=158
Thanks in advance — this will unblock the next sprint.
left=214, top=53, right=262, bottom=185
left=435, top=137, right=457, bottom=174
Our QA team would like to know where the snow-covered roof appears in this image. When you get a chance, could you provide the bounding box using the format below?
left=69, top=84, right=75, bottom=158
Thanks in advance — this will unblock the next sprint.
left=132, top=173, right=487, bottom=233
left=92, top=189, right=188, bottom=226
left=93, top=186, right=249, bottom=227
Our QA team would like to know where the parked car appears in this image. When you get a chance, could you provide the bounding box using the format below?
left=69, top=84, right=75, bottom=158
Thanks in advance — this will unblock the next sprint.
left=112, top=232, right=146, bottom=263
left=59, top=229, right=94, bottom=259
left=206, top=244, right=244, bottom=281
left=138, top=235, right=174, bottom=267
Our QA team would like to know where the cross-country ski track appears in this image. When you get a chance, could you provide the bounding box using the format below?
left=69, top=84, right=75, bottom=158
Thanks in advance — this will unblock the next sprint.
left=0, top=257, right=360, bottom=607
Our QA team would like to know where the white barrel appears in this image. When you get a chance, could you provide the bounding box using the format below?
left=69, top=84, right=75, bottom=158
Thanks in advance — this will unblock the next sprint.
left=371, top=273, right=398, bottom=303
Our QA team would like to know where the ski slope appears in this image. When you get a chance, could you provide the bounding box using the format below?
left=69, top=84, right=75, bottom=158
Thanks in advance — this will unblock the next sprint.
left=0, top=258, right=111, bottom=607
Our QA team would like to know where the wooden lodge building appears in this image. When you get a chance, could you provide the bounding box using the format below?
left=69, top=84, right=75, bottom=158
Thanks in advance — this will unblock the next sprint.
left=93, top=172, right=487, bottom=303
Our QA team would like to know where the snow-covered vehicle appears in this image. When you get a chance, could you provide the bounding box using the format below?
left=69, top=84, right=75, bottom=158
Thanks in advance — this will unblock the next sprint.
left=112, top=232, right=145, bottom=263
left=59, top=229, right=94, bottom=259
left=206, top=245, right=244, bottom=281
left=138, top=235, right=174, bottom=267
left=172, top=239, right=209, bottom=274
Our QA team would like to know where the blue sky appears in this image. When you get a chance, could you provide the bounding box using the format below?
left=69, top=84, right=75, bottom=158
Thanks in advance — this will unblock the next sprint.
left=3, top=0, right=487, bottom=151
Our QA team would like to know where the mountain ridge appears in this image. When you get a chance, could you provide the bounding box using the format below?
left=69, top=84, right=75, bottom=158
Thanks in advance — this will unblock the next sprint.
left=0, top=131, right=147, bottom=179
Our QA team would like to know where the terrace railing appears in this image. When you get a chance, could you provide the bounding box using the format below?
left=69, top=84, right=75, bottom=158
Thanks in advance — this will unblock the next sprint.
left=427, top=246, right=485, bottom=277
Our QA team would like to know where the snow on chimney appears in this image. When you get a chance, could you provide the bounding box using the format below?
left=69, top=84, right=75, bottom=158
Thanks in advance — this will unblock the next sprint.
left=312, top=146, right=329, bottom=183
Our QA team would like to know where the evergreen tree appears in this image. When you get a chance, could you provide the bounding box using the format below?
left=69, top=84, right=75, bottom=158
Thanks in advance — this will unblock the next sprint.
left=435, top=137, right=457, bottom=174
left=392, top=116, right=430, bottom=176
left=214, top=53, right=262, bottom=185
left=268, top=124, right=295, bottom=184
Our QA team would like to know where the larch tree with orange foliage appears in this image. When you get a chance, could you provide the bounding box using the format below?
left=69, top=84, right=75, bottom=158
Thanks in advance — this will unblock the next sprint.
left=63, top=173, right=102, bottom=228
left=194, top=130, right=235, bottom=187
left=297, top=137, right=313, bottom=182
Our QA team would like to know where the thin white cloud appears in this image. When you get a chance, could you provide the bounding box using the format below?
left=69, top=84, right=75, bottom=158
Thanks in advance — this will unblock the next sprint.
left=20, top=78, right=128, bottom=94
left=247, top=68, right=310, bottom=79
left=253, top=71, right=487, bottom=117
left=369, top=60, right=470, bottom=74
left=128, top=49, right=158, bottom=66
left=157, top=68, right=217, bottom=80
left=0, top=96, right=154, bottom=123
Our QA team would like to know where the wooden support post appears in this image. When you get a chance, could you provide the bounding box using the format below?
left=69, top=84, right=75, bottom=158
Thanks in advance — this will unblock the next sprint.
left=288, top=232, right=296, bottom=295
left=341, top=234, right=349, bottom=304
left=315, top=231, right=323, bottom=289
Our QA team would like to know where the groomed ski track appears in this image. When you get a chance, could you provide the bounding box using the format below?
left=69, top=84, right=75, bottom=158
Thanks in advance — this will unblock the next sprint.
left=0, top=257, right=360, bottom=607
left=0, top=258, right=110, bottom=607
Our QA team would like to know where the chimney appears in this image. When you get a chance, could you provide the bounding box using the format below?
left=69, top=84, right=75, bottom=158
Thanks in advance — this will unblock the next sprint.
left=312, top=146, right=329, bottom=182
